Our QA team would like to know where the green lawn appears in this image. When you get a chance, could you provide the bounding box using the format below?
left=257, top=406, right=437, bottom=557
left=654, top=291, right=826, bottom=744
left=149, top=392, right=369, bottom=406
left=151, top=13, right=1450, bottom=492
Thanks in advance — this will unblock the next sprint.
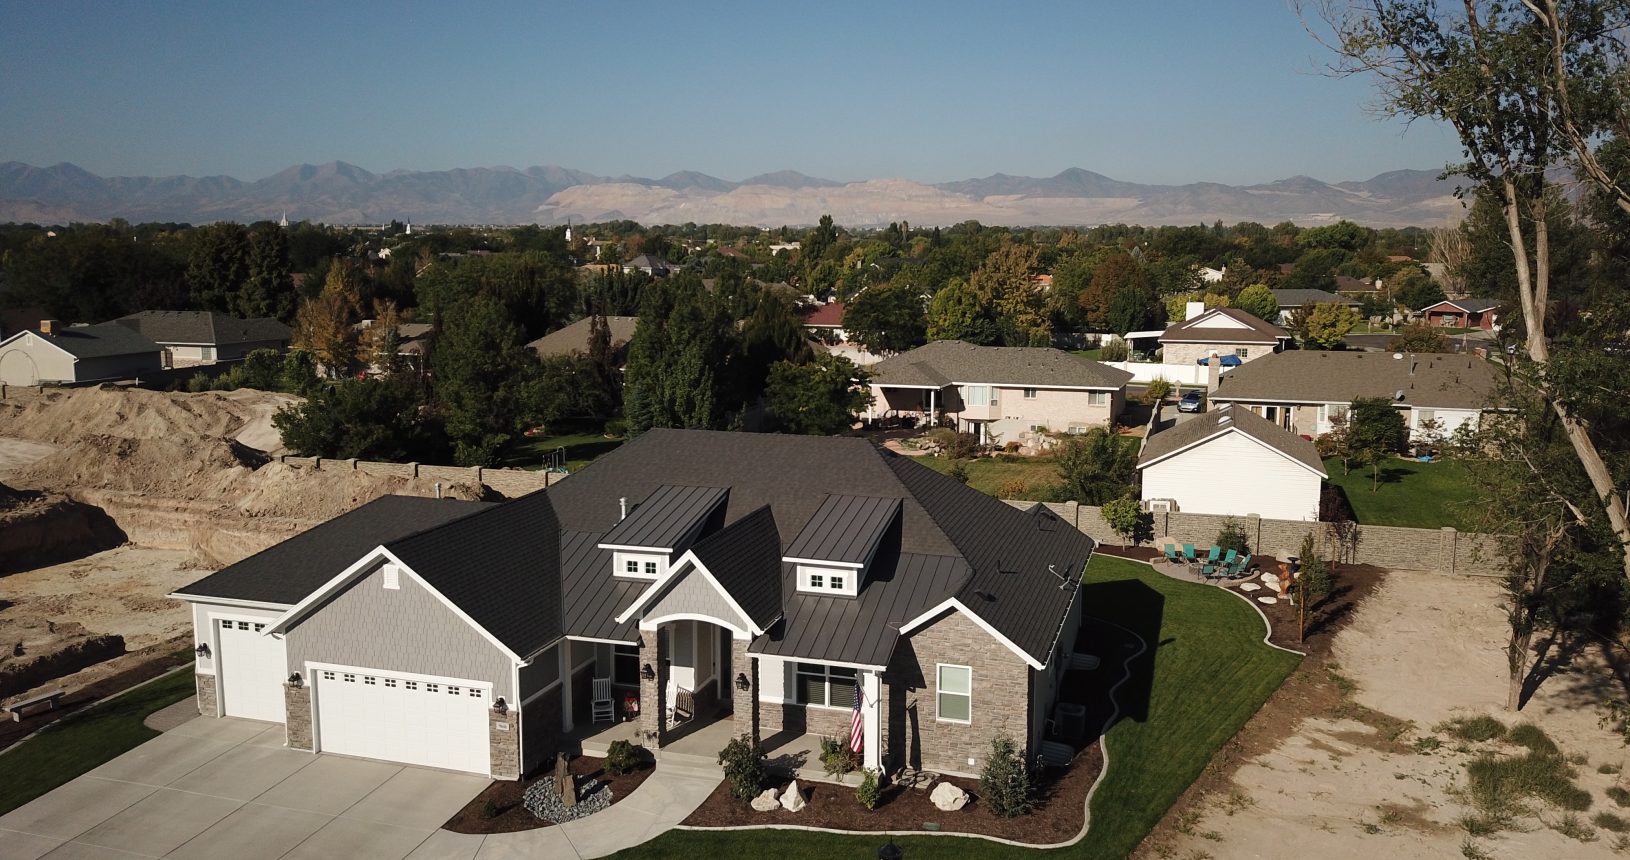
left=1323, top=455, right=1483, bottom=530
left=0, top=669, right=197, bottom=815
left=914, top=454, right=1063, bottom=501
left=610, top=555, right=1300, bottom=859
left=514, top=422, right=626, bottom=472
left=1072, top=347, right=1106, bottom=360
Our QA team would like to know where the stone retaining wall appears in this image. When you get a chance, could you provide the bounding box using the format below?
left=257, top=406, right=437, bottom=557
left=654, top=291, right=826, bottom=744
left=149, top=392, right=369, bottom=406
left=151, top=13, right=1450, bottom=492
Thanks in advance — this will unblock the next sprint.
left=272, top=454, right=559, bottom=499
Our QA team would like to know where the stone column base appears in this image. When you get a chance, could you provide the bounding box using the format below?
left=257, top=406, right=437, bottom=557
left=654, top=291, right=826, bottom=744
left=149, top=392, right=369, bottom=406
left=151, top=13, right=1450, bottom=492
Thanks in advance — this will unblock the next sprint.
left=195, top=673, right=218, bottom=717
left=284, top=684, right=312, bottom=751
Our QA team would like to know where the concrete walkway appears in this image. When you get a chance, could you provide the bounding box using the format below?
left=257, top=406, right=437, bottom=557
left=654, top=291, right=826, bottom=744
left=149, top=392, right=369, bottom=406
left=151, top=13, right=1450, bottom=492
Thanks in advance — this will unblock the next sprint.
left=451, top=765, right=721, bottom=859
left=143, top=696, right=199, bottom=732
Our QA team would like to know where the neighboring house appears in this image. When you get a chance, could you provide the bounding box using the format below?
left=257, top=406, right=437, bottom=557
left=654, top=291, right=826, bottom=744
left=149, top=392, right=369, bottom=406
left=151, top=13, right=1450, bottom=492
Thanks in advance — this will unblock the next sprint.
left=170, top=430, right=1098, bottom=780
left=1138, top=404, right=1327, bottom=521
left=1198, top=266, right=1226, bottom=283
left=803, top=301, right=881, bottom=366
left=526, top=315, right=640, bottom=367
left=114, top=310, right=292, bottom=367
left=1207, top=350, right=1502, bottom=440
left=354, top=320, right=434, bottom=373
left=767, top=241, right=801, bottom=254
left=1159, top=307, right=1290, bottom=367
left=622, top=254, right=672, bottom=277
left=1268, top=289, right=1361, bottom=325
left=865, top=340, right=1132, bottom=441
left=1420, top=298, right=1501, bottom=331
left=0, top=319, right=163, bottom=386
left=1334, top=275, right=1382, bottom=297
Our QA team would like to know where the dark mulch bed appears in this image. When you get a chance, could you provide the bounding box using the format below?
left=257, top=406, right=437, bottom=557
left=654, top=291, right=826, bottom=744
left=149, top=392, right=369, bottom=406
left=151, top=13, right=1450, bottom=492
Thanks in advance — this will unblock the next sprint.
left=1252, top=563, right=1386, bottom=655
left=681, top=745, right=1102, bottom=843
left=444, top=753, right=655, bottom=834
left=1094, top=545, right=1162, bottom=562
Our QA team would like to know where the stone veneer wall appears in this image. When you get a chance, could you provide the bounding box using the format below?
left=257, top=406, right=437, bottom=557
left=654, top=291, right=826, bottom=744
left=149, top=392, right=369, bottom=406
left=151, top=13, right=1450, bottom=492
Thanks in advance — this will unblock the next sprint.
left=490, top=706, right=520, bottom=779
left=638, top=629, right=667, bottom=746
left=195, top=673, right=217, bottom=717
left=893, top=609, right=1031, bottom=778
left=284, top=684, right=312, bottom=751
left=732, top=640, right=757, bottom=744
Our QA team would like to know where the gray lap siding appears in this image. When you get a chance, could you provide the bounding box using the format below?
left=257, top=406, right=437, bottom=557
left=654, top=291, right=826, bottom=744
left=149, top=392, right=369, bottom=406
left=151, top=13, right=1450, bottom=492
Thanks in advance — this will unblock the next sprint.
left=283, top=561, right=517, bottom=702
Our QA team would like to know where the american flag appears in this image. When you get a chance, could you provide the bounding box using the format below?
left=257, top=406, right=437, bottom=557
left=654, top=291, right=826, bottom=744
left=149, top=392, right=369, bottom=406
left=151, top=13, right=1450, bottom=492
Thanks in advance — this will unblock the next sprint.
left=849, top=686, right=864, bottom=753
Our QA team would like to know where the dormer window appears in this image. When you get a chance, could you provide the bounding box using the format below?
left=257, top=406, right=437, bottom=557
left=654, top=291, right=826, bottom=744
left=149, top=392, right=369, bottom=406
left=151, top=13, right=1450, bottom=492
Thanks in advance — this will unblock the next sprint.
left=599, top=484, right=729, bottom=580
left=784, top=494, right=901, bottom=598
left=613, top=551, right=665, bottom=580
left=798, top=564, right=852, bottom=595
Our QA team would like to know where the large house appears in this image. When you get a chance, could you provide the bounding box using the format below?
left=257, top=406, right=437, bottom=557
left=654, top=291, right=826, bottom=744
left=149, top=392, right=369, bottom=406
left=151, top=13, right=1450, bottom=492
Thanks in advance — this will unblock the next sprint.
left=1419, top=298, right=1501, bottom=331
left=1159, top=306, right=1291, bottom=366
left=526, top=315, right=640, bottom=366
left=1139, top=405, right=1327, bottom=521
left=114, top=310, right=292, bottom=367
left=170, top=430, right=1097, bottom=780
left=0, top=319, right=163, bottom=386
left=864, top=340, right=1132, bottom=441
left=1207, top=350, right=1502, bottom=440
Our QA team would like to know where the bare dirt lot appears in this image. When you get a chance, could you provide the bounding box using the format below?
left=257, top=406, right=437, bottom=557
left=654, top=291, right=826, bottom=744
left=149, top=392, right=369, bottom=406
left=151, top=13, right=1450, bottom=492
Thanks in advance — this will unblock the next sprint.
left=1151, top=571, right=1630, bottom=859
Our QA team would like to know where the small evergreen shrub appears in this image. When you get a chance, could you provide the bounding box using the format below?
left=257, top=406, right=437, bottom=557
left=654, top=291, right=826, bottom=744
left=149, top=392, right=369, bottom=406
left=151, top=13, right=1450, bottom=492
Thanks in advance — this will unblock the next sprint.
left=605, top=739, right=642, bottom=776
left=717, top=735, right=766, bottom=800
left=819, top=734, right=858, bottom=778
left=979, top=736, right=1033, bottom=818
left=481, top=799, right=500, bottom=819
left=948, top=461, right=970, bottom=484
left=856, top=768, right=882, bottom=810
left=1215, top=518, right=1250, bottom=555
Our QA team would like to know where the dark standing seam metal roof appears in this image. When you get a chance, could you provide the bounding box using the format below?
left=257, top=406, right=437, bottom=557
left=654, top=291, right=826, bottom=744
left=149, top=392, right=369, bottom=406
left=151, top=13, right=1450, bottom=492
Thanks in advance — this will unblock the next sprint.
left=21, top=322, right=163, bottom=360
left=385, top=490, right=562, bottom=658
left=783, top=495, right=900, bottom=565
left=560, top=531, right=643, bottom=641
left=687, top=506, right=783, bottom=630
left=1138, top=405, right=1327, bottom=475
left=600, top=484, right=729, bottom=551
left=172, top=496, right=496, bottom=604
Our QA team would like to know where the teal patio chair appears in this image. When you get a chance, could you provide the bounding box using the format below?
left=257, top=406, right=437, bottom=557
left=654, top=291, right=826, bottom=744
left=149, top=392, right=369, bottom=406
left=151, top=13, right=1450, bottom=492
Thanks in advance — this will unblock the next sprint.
left=1206, top=546, right=1222, bottom=564
left=1163, top=545, right=1183, bottom=566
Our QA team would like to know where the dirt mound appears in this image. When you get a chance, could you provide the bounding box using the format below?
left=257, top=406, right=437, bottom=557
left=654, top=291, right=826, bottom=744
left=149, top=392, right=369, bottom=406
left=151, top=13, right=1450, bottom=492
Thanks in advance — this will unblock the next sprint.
left=0, top=481, right=127, bottom=574
left=0, top=385, right=298, bottom=450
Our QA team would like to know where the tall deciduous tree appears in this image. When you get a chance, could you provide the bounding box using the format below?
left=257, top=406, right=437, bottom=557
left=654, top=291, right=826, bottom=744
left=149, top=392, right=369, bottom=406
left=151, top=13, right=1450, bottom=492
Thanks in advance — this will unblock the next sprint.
left=1053, top=429, right=1137, bottom=504
left=186, top=223, right=251, bottom=312
left=844, top=282, right=926, bottom=355
left=1234, top=283, right=1280, bottom=323
left=239, top=223, right=296, bottom=321
left=1303, top=302, right=1361, bottom=350
left=764, top=354, right=873, bottom=435
left=926, top=277, right=998, bottom=343
left=970, top=240, right=1047, bottom=344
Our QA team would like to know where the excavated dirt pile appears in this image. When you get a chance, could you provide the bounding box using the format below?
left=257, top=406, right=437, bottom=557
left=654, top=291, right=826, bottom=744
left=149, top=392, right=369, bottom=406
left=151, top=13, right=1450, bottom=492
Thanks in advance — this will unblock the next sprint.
left=0, top=481, right=127, bottom=574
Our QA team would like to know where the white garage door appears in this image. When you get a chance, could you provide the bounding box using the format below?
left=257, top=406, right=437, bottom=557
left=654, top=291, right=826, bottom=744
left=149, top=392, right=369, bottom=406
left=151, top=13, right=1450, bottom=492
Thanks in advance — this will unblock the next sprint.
left=314, top=667, right=492, bottom=775
left=217, top=618, right=288, bottom=722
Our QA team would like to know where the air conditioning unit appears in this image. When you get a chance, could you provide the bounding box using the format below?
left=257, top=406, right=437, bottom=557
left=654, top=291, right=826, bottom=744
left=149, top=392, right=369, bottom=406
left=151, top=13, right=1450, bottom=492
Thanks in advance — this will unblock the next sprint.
left=1144, top=498, right=1177, bottom=513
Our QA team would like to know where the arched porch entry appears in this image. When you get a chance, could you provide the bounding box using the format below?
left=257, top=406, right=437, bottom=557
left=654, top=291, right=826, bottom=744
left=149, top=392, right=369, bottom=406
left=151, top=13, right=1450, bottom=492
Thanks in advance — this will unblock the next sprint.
left=636, top=614, right=752, bottom=749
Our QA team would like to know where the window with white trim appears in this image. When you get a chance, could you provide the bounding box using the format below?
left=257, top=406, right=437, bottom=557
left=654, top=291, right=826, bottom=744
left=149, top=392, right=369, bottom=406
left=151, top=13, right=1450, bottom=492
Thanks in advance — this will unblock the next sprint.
left=795, top=663, right=858, bottom=708
left=624, top=559, right=640, bottom=575
left=1022, top=388, right=1037, bottom=399
left=1235, top=347, right=1249, bottom=358
left=1087, top=391, right=1108, bottom=406
left=797, top=563, right=855, bottom=596
left=643, top=560, right=657, bottom=576
left=962, top=385, right=992, bottom=407
left=937, top=664, right=971, bottom=723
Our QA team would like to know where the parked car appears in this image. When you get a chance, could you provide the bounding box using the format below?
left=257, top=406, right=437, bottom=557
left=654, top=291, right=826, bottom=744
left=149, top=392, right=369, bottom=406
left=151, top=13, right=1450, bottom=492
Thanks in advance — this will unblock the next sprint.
left=1177, top=390, right=1205, bottom=413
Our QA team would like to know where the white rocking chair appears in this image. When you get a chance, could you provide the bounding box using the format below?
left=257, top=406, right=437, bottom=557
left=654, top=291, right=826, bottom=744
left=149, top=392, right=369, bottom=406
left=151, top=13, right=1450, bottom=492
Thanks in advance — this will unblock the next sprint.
left=590, top=677, right=615, bottom=724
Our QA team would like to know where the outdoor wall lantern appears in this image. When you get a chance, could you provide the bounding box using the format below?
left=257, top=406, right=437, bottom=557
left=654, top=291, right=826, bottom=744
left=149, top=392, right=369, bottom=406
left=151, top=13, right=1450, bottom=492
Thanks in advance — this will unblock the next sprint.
left=194, top=643, right=210, bottom=659
left=493, top=697, right=508, bottom=715
left=735, top=672, right=751, bottom=692
left=287, top=673, right=303, bottom=688
left=878, top=839, right=903, bottom=860
left=641, top=663, right=655, bottom=681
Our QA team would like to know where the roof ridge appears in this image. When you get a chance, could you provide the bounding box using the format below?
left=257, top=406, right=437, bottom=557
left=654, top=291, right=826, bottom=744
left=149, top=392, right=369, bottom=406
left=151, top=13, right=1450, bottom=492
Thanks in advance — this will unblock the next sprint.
left=385, top=491, right=540, bottom=553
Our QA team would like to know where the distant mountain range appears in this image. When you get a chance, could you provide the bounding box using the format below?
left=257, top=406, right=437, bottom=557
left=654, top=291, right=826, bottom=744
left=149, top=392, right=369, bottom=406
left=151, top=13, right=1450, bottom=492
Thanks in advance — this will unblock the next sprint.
left=0, top=161, right=1471, bottom=228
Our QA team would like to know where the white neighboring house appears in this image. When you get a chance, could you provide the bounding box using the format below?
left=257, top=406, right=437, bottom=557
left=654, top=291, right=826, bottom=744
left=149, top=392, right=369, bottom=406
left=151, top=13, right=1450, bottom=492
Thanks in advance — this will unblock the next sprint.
left=1138, top=404, right=1327, bottom=522
left=0, top=319, right=163, bottom=386
left=1198, top=266, right=1226, bottom=283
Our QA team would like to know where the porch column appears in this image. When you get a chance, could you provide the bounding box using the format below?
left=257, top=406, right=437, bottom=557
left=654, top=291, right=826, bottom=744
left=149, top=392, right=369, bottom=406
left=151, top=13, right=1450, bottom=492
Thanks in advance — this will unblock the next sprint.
left=558, top=643, right=574, bottom=733
left=730, top=637, right=758, bottom=746
left=638, top=628, right=667, bottom=746
left=861, top=669, right=881, bottom=772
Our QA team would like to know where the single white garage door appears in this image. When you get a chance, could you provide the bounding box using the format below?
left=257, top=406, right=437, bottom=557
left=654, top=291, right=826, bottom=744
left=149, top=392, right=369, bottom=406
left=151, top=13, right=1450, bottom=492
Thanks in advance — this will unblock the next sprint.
left=313, top=667, right=492, bottom=775
left=216, top=618, right=288, bottom=722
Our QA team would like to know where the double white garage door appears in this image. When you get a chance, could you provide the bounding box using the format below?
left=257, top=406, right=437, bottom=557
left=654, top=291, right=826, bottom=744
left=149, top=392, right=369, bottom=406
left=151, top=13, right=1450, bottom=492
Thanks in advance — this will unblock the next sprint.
left=312, top=667, right=493, bottom=776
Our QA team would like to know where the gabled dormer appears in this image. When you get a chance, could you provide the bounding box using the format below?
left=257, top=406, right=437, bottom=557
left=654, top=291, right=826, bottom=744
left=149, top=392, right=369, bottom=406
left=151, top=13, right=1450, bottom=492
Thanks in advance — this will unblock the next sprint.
left=599, top=485, right=729, bottom=580
left=783, top=495, right=901, bottom=598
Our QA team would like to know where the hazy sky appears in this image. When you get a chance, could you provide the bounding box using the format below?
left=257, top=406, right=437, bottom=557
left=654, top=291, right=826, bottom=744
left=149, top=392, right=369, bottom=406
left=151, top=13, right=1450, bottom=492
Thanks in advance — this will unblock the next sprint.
left=0, top=1, right=1464, bottom=185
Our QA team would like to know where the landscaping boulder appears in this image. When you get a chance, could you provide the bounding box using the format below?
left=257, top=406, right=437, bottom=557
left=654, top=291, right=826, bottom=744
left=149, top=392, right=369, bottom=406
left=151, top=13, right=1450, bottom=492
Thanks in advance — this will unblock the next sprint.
left=750, top=788, right=779, bottom=812
left=930, top=781, right=969, bottom=812
left=779, top=780, right=807, bottom=812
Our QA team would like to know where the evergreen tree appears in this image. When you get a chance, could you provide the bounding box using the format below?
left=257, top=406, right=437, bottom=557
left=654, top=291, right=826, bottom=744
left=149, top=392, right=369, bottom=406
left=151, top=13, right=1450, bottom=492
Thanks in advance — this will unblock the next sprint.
left=185, top=223, right=251, bottom=312
left=238, top=223, right=295, bottom=321
left=431, top=294, right=531, bottom=465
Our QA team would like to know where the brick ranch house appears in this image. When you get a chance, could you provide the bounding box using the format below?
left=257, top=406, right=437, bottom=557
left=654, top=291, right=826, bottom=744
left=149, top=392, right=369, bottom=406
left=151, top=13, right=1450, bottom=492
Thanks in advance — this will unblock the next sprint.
left=864, top=339, right=1133, bottom=443
left=170, top=430, right=1098, bottom=780
left=1419, top=298, right=1502, bottom=331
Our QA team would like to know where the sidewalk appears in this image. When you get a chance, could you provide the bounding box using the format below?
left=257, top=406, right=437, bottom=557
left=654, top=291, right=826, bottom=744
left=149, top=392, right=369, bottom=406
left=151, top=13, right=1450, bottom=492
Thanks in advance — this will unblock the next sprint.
left=439, top=765, right=721, bottom=860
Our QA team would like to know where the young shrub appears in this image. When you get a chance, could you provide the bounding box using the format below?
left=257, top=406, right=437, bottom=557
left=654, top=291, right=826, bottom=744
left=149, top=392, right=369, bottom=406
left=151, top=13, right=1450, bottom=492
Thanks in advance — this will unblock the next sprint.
left=1101, top=495, right=1147, bottom=550
left=1100, top=339, right=1130, bottom=362
left=948, top=461, right=970, bottom=484
left=1297, top=532, right=1331, bottom=599
left=979, top=736, right=1034, bottom=818
left=717, top=735, right=766, bottom=800
left=819, top=735, right=858, bottom=778
left=1215, top=518, right=1250, bottom=555
left=997, top=478, right=1029, bottom=499
left=1142, top=378, right=1173, bottom=405
left=605, top=739, right=642, bottom=776
left=856, top=768, right=882, bottom=811
left=480, top=799, right=501, bottom=819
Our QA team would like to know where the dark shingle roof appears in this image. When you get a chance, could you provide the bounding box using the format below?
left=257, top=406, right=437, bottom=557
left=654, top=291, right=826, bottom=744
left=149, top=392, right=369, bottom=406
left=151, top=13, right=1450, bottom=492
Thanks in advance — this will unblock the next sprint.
left=784, top=495, right=900, bottom=565
left=869, top=340, right=1132, bottom=389
left=1210, top=350, right=1503, bottom=410
left=1270, top=289, right=1358, bottom=308
left=1139, top=405, right=1326, bottom=475
left=1160, top=307, right=1289, bottom=344
left=172, top=496, right=495, bottom=605
left=689, top=506, right=783, bottom=629
left=526, top=316, right=639, bottom=360
left=115, top=311, right=291, bottom=347
left=600, top=484, right=729, bottom=551
left=21, top=322, right=161, bottom=359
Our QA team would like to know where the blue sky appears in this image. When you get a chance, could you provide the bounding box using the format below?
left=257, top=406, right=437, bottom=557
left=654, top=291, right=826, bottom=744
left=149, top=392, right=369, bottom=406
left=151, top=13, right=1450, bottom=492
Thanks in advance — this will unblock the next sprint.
left=0, top=1, right=1463, bottom=185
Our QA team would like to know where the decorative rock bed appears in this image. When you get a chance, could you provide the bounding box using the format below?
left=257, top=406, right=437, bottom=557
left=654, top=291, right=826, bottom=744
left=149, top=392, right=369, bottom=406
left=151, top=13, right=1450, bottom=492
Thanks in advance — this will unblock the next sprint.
left=523, top=778, right=612, bottom=823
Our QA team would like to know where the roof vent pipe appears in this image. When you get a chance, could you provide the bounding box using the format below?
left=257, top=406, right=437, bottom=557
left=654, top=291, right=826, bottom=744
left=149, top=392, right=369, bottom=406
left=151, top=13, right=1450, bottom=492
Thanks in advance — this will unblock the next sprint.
left=619, top=497, right=627, bottom=520
left=434, top=481, right=442, bottom=499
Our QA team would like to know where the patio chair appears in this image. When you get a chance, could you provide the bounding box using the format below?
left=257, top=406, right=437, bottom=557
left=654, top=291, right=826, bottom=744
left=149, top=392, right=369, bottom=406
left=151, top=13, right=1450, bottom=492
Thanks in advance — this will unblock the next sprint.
left=1231, top=554, right=1254, bottom=579
left=669, top=687, right=695, bottom=725
left=1182, top=543, right=1197, bottom=565
left=1163, top=545, right=1183, bottom=566
left=1206, top=546, right=1222, bottom=564
left=591, top=677, right=615, bottom=724
left=1200, top=558, right=1222, bottom=580
left=1222, top=549, right=1238, bottom=567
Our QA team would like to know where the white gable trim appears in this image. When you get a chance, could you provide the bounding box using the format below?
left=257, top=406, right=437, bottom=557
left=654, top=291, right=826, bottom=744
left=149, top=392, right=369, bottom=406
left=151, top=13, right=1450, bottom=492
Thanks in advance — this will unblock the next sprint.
left=639, top=612, right=752, bottom=640
left=897, top=599, right=1045, bottom=670
left=165, top=593, right=293, bottom=611
left=264, top=545, right=523, bottom=663
left=1138, top=426, right=1326, bottom=479
left=0, top=330, right=79, bottom=362
left=614, top=549, right=766, bottom=637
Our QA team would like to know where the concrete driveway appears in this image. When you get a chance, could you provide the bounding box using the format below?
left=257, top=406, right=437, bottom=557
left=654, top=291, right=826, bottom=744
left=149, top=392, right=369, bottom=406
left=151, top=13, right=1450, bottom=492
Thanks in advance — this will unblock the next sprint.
left=0, top=717, right=488, bottom=860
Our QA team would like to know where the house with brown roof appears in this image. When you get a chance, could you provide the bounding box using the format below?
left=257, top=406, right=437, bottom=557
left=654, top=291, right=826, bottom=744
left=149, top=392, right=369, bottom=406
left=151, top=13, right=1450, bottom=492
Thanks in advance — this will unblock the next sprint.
left=1207, top=350, right=1503, bottom=441
left=1138, top=404, right=1327, bottom=521
left=864, top=340, right=1132, bottom=442
left=1159, top=307, right=1291, bottom=367
left=526, top=316, right=640, bottom=366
